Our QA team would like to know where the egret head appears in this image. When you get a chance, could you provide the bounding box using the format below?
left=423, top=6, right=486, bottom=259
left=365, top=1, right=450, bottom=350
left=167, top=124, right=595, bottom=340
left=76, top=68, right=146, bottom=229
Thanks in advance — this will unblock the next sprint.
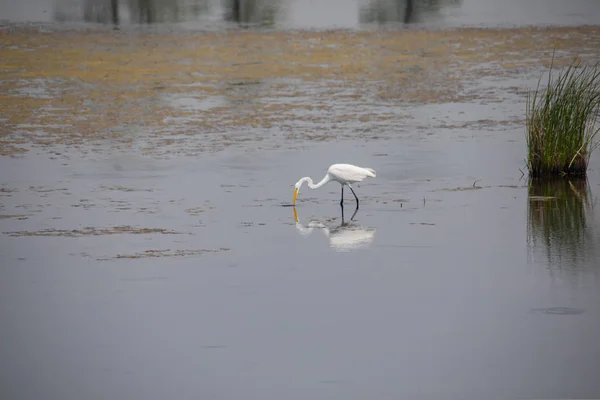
left=293, top=177, right=314, bottom=205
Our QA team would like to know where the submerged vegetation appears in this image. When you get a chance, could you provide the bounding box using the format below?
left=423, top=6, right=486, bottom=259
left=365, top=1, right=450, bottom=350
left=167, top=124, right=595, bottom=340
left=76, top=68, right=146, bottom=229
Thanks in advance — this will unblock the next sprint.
left=526, top=57, right=600, bottom=177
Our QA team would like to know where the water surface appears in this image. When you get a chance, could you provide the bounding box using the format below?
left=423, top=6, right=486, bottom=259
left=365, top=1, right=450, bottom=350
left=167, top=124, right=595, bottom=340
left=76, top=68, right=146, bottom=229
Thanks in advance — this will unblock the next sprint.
left=2, top=127, right=600, bottom=399
left=1, top=16, right=600, bottom=400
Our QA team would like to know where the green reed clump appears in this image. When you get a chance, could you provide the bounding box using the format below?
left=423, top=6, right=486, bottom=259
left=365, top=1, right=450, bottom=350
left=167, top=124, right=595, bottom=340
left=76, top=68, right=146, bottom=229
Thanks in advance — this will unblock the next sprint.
left=526, top=57, right=600, bottom=177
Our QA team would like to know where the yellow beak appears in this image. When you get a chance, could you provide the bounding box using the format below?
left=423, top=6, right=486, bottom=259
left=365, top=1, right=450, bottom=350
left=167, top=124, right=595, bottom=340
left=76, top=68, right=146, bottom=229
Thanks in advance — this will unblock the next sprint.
left=293, top=206, right=299, bottom=222
left=293, top=187, right=299, bottom=205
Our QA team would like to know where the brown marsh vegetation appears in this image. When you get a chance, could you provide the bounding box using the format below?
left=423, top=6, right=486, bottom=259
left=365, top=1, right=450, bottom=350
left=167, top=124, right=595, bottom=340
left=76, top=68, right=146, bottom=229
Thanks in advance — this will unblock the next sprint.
left=2, top=26, right=600, bottom=156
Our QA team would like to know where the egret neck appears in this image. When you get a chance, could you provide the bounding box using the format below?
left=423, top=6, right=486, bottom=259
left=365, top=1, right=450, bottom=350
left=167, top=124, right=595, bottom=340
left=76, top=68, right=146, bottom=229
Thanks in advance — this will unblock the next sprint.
left=293, top=175, right=330, bottom=205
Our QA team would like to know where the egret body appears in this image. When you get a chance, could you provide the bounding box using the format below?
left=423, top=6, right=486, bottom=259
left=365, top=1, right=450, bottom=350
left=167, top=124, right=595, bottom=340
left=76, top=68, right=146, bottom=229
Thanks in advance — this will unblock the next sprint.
left=292, top=163, right=376, bottom=208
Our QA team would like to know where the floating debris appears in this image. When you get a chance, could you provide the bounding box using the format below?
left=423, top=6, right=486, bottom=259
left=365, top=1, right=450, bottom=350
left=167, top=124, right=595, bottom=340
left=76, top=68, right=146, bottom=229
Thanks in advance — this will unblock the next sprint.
left=531, top=307, right=584, bottom=315
left=5, top=226, right=183, bottom=237
left=109, top=248, right=230, bottom=260
left=0, top=214, right=30, bottom=219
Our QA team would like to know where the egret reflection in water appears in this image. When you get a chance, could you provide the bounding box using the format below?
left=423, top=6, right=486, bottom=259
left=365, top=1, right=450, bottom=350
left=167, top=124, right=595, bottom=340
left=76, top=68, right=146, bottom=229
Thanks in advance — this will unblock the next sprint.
left=293, top=207, right=376, bottom=252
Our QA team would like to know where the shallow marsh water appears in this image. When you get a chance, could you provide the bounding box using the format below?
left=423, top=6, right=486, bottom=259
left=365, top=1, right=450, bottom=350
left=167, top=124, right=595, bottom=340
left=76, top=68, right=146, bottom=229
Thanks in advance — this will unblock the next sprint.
left=3, top=135, right=600, bottom=399
left=1, top=14, right=600, bottom=400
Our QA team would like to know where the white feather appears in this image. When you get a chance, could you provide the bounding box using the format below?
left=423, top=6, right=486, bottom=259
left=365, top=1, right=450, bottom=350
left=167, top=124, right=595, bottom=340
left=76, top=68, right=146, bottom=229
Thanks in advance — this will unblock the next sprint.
left=327, top=164, right=376, bottom=184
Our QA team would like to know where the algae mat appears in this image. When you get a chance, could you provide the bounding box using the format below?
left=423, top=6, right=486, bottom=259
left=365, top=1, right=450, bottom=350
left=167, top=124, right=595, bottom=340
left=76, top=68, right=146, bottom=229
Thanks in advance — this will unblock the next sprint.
left=1, top=26, right=599, bottom=156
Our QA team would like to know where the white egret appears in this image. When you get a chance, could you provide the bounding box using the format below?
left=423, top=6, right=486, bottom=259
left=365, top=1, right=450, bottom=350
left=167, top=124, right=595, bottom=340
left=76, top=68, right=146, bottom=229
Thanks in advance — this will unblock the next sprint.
left=292, top=163, right=376, bottom=208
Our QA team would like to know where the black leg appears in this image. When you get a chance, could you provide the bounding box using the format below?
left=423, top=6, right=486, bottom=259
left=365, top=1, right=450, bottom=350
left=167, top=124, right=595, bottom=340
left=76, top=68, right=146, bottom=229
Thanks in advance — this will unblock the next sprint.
left=340, top=185, right=344, bottom=207
left=350, top=207, right=358, bottom=221
left=349, top=185, right=359, bottom=209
